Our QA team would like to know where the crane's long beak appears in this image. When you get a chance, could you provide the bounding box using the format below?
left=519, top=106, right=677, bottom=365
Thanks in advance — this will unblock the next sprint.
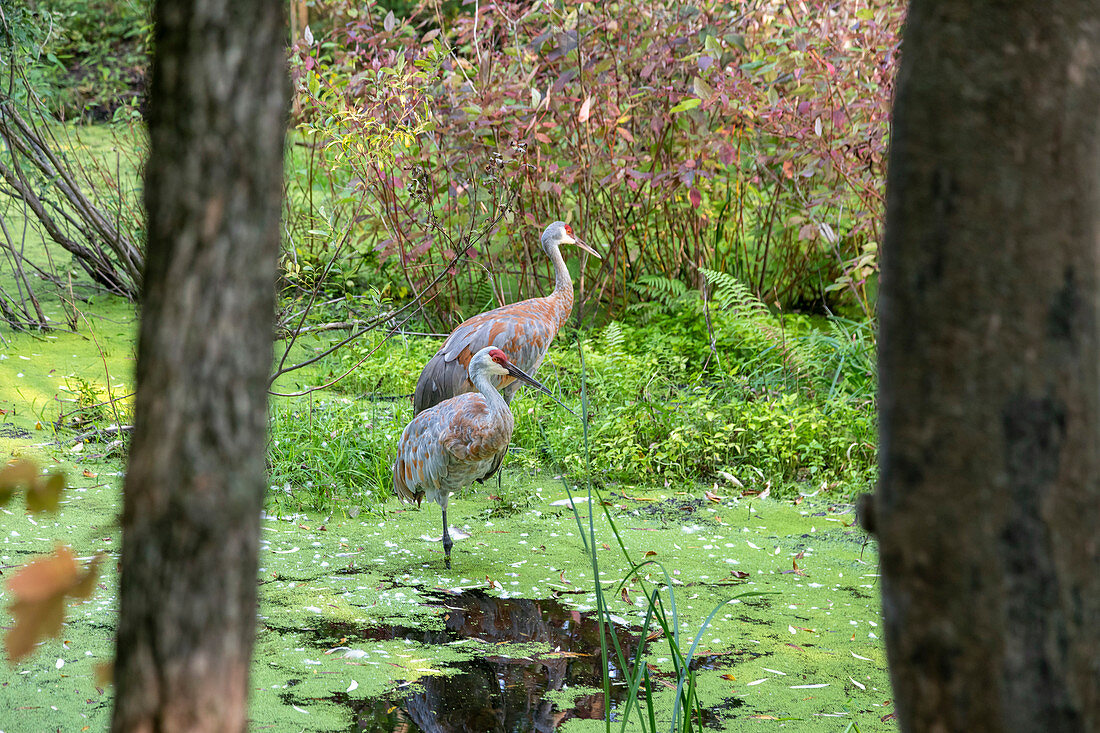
left=572, top=236, right=602, bottom=259
left=503, top=362, right=577, bottom=416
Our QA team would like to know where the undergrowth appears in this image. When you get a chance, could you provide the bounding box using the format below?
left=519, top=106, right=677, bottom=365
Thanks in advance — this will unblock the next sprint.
left=266, top=395, right=407, bottom=516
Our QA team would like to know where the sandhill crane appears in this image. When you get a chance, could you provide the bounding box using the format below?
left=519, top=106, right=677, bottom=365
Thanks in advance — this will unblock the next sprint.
left=412, top=221, right=600, bottom=416
left=394, top=346, right=570, bottom=568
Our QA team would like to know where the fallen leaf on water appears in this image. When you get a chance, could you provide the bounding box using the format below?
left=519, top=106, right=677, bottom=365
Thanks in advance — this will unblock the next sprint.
left=720, top=673, right=736, bottom=681
left=704, top=490, right=721, bottom=502
left=644, top=550, right=657, bottom=558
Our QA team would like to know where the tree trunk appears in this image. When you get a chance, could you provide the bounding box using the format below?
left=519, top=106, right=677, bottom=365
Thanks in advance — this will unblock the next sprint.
left=110, top=0, right=287, bottom=729
left=876, top=2, right=1100, bottom=730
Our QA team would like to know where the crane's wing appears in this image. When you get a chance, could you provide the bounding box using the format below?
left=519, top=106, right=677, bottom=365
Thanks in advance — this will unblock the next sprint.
left=412, top=297, right=561, bottom=415
left=474, top=446, right=508, bottom=485
left=441, top=396, right=513, bottom=484
left=392, top=405, right=455, bottom=504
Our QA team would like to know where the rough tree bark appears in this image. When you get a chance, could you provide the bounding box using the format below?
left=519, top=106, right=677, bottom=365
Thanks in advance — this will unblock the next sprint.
left=875, top=1, right=1100, bottom=730
left=110, top=0, right=287, bottom=730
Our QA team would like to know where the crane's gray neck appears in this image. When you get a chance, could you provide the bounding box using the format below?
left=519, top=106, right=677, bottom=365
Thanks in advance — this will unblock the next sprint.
left=548, top=243, right=572, bottom=293
left=471, top=368, right=509, bottom=416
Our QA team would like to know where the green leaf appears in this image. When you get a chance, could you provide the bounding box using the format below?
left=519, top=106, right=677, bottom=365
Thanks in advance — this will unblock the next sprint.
left=669, top=98, right=702, bottom=114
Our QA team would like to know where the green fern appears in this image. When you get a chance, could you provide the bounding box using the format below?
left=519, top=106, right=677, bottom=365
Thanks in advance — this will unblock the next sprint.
left=632, top=275, right=688, bottom=307
left=469, top=276, right=496, bottom=312
left=601, top=320, right=625, bottom=357
left=700, top=268, right=768, bottom=319
left=627, top=275, right=691, bottom=322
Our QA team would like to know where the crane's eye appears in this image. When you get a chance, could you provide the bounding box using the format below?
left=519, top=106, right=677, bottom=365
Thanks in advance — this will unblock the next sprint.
left=564, top=224, right=573, bottom=235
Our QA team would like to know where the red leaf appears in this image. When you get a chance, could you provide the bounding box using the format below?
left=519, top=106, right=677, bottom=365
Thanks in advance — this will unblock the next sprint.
left=689, top=188, right=702, bottom=209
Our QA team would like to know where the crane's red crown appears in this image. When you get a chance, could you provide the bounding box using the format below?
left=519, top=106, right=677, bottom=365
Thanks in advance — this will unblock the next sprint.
left=488, top=348, right=509, bottom=364
left=564, top=224, right=574, bottom=236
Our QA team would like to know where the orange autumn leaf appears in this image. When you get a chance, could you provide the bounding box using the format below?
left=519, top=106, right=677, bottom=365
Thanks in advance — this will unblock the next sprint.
left=26, top=472, right=66, bottom=514
left=95, top=661, right=113, bottom=687
left=0, top=460, right=38, bottom=506
left=6, top=546, right=103, bottom=664
left=0, top=459, right=38, bottom=488
left=0, top=460, right=67, bottom=514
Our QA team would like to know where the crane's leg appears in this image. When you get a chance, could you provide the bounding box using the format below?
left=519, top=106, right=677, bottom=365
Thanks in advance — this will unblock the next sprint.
left=441, top=507, right=453, bottom=569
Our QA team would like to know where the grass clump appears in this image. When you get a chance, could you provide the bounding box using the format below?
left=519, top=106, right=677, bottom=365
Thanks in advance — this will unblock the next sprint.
left=267, top=395, right=408, bottom=515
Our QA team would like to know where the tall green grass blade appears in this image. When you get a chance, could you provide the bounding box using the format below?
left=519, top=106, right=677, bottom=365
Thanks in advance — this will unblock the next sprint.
left=575, top=341, right=613, bottom=732
left=619, top=587, right=659, bottom=733
left=644, top=668, right=658, bottom=732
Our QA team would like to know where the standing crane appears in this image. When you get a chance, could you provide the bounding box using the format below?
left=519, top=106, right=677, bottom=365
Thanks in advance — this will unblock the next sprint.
left=394, top=346, right=570, bottom=568
left=412, top=221, right=600, bottom=415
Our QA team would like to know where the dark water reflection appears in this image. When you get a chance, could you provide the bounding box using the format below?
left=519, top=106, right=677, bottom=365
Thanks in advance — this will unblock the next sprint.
left=323, top=590, right=638, bottom=732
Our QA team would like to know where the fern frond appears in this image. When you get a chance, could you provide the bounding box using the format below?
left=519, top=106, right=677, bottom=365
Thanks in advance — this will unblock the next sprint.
left=602, top=321, right=625, bottom=355
left=700, top=268, right=768, bottom=319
